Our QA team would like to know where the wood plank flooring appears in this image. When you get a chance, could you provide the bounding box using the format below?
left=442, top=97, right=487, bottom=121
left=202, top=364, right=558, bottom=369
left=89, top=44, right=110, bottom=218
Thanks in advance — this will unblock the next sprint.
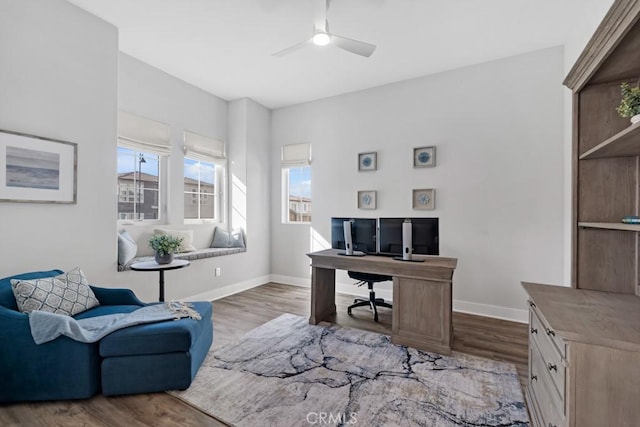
left=0, top=282, right=528, bottom=426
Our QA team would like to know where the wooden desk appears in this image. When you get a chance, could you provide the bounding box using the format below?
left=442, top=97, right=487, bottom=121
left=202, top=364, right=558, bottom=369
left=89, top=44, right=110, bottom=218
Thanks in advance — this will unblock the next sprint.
left=307, top=249, right=458, bottom=355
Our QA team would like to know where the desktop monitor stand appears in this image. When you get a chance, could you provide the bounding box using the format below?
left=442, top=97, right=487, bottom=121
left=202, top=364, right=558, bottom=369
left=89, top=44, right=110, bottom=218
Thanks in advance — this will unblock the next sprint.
left=338, top=251, right=366, bottom=257
left=392, top=256, right=424, bottom=262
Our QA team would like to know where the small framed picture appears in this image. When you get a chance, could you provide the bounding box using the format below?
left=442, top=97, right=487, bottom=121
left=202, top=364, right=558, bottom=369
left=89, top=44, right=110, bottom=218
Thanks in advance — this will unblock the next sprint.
left=413, top=146, right=436, bottom=168
left=413, top=189, right=435, bottom=210
left=357, top=190, right=377, bottom=210
left=358, top=152, right=377, bottom=171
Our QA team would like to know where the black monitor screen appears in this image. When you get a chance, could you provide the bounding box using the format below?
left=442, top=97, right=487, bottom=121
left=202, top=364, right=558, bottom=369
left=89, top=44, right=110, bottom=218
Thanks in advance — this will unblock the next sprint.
left=331, top=217, right=377, bottom=254
left=378, top=217, right=439, bottom=256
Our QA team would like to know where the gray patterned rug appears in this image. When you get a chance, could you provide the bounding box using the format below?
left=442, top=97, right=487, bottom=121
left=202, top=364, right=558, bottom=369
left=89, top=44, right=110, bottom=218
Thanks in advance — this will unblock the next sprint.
left=170, top=313, right=528, bottom=427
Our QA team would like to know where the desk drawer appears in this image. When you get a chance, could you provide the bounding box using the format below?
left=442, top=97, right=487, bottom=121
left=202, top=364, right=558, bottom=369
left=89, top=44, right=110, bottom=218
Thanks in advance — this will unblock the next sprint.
left=529, top=307, right=565, bottom=409
left=529, top=300, right=565, bottom=358
left=530, top=345, right=565, bottom=427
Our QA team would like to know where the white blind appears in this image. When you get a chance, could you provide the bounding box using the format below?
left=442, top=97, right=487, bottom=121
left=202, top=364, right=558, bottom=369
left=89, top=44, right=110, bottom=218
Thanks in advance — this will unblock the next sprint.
left=118, top=111, right=171, bottom=155
left=183, top=131, right=225, bottom=162
left=281, top=143, right=311, bottom=166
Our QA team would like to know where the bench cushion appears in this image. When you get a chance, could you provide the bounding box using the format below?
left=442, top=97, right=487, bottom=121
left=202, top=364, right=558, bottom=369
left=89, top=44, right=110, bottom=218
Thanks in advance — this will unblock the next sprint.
left=118, top=247, right=246, bottom=271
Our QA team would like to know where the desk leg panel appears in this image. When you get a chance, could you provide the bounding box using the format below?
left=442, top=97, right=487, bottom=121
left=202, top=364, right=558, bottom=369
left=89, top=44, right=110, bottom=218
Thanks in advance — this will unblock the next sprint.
left=392, top=277, right=452, bottom=355
left=309, top=267, right=336, bottom=325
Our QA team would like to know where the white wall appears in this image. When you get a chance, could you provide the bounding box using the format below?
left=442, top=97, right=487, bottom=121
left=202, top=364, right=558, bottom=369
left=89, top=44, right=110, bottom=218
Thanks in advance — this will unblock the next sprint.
left=271, top=47, right=566, bottom=322
left=0, top=0, right=118, bottom=282
left=0, top=0, right=272, bottom=303
left=113, top=55, right=271, bottom=302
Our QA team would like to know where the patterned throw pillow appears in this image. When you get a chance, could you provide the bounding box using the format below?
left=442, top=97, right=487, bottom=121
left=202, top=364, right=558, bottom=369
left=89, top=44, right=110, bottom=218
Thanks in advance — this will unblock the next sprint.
left=10, top=267, right=100, bottom=316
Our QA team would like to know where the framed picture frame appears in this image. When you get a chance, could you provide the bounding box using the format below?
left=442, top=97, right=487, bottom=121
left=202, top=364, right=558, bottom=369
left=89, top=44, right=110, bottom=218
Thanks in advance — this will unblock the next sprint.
left=413, top=146, right=436, bottom=168
left=357, top=190, right=377, bottom=210
left=413, top=188, right=435, bottom=210
left=358, top=152, right=377, bottom=172
left=0, top=129, right=77, bottom=204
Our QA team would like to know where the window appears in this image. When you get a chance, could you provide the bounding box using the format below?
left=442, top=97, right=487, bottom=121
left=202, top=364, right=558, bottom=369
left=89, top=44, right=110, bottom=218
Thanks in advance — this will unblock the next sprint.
left=183, top=131, right=226, bottom=223
left=281, top=143, right=312, bottom=224
left=117, top=111, right=170, bottom=223
left=117, top=147, right=160, bottom=221
left=184, top=157, right=221, bottom=221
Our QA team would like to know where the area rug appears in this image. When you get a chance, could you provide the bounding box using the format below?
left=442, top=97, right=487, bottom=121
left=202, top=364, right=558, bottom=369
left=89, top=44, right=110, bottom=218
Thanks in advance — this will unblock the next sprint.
left=169, top=313, right=528, bottom=426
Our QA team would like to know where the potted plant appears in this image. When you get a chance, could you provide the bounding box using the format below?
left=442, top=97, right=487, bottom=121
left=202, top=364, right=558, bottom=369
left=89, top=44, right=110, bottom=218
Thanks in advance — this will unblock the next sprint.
left=149, top=234, right=183, bottom=264
left=616, top=82, right=640, bottom=124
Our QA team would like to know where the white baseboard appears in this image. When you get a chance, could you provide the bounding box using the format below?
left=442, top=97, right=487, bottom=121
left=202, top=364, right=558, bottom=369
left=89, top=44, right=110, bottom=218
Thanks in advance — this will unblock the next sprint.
left=453, top=300, right=528, bottom=324
left=270, top=274, right=528, bottom=324
left=186, top=275, right=271, bottom=302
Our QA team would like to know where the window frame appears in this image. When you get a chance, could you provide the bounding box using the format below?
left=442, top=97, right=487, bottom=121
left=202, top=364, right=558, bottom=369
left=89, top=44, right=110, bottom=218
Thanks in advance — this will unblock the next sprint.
left=183, top=155, right=226, bottom=225
left=282, top=164, right=312, bottom=225
left=116, top=146, right=167, bottom=225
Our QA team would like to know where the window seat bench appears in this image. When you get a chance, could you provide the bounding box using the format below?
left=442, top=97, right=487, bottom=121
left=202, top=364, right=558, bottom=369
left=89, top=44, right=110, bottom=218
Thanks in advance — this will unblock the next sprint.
left=118, top=247, right=246, bottom=272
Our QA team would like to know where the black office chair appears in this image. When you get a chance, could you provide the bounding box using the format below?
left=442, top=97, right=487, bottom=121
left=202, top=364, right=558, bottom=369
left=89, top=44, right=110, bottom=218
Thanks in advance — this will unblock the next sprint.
left=347, top=271, right=392, bottom=322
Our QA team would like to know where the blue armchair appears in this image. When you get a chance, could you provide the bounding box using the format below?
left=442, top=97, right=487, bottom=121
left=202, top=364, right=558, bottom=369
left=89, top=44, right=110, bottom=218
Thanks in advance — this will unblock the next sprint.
left=0, top=270, right=145, bottom=402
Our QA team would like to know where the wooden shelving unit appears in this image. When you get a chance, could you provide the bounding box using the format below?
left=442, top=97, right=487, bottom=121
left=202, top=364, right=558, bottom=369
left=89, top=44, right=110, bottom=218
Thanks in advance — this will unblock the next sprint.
left=578, top=222, right=640, bottom=231
left=579, top=122, right=640, bottom=159
left=524, top=5, right=640, bottom=426
left=563, top=0, right=640, bottom=295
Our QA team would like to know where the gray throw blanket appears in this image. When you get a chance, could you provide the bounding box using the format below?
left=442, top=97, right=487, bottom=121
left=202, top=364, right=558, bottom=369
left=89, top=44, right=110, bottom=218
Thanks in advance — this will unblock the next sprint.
left=29, top=301, right=202, bottom=345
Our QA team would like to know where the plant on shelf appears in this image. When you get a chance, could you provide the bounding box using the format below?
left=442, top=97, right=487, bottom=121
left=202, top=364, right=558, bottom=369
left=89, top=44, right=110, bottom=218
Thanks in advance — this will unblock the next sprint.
left=149, top=234, right=183, bottom=264
left=616, top=82, right=640, bottom=124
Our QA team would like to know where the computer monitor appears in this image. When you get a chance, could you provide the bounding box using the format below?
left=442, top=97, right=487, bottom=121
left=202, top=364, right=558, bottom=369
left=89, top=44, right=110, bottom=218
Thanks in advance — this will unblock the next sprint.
left=331, top=217, right=377, bottom=254
left=378, top=217, right=439, bottom=256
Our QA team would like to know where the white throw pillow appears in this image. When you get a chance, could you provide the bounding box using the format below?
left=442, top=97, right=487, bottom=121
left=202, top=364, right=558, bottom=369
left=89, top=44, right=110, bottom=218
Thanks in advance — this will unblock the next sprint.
left=118, top=230, right=138, bottom=265
left=210, top=227, right=246, bottom=248
left=153, top=228, right=197, bottom=253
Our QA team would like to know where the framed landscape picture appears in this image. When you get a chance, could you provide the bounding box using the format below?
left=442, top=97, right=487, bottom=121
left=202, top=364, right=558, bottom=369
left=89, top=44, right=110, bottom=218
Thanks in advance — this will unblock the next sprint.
left=413, top=146, right=436, bottom=168
left=0, top=129, right=77, bottom=203
left=358, top=152, right=377, bottom=171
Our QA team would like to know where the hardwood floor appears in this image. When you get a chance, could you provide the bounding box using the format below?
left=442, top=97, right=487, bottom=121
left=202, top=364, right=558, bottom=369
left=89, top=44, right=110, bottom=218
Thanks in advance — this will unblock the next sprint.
left=0, top=282, right=528, bottom=426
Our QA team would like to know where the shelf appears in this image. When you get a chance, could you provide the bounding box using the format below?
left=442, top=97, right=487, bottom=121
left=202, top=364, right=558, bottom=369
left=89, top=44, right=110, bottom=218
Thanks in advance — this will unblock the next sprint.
left=579, top=122, right=640, bottom=160
left=579, top=222, right=640, bottom=231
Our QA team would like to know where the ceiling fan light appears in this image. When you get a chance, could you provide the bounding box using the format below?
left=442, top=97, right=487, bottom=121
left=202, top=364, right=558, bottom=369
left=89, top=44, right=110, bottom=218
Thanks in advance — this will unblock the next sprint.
left=312, top=32, right=331, bottom=46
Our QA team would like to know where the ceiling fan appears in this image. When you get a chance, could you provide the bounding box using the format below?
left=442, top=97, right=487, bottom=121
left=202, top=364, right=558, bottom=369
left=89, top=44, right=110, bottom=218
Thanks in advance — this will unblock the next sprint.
left=273, top=0, right=376, bottom=58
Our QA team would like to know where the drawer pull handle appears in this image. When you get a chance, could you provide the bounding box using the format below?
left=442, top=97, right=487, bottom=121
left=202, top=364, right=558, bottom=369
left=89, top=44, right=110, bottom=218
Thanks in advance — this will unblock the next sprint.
left=528, top=301, right=536, bottom=308
left=548, top=424, right=557, bottom=427
left=530, top=374, right=537, bottom=382
left=547, top=363, right=558, bottom=372
left=530, top=327, right=538, bottom=334
left=545, top=327, right=556, bottom=337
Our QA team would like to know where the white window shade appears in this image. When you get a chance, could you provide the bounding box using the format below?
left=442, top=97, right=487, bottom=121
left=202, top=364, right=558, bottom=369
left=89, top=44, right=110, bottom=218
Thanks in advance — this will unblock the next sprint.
left=118, top=111, right=171, bottom=155
left=281, top=143, right=311, bottom=166
left=184, top=131, right=225, bottom=161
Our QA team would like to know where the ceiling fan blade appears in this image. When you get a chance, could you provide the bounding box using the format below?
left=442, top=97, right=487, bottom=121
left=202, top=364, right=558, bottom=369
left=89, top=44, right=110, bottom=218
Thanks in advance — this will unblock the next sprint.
left=331, top=34, right=376, bottom=57
left=272, top=38, right=312, bottom=57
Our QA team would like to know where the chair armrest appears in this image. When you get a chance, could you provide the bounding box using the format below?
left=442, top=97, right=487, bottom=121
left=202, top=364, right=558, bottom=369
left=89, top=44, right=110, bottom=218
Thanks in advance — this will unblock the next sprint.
left=90, top=286, right=145, bottom=306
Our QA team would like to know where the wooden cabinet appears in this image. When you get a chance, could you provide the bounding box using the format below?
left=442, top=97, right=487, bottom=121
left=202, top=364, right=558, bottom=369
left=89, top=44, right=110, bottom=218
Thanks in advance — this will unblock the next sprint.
left=523, top=283, right=640, bottom=427
left=525, top=4, right=640, bottom=425
left=565, top=0, right=640, bottom=295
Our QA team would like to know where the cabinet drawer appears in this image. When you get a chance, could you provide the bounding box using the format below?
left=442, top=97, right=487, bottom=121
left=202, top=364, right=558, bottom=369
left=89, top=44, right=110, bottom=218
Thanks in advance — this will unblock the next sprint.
left=529, top=307, right=566, bottom=408
left=529, top=300, right=565, bottom=358
left=530, top=345, right=565, bottom=427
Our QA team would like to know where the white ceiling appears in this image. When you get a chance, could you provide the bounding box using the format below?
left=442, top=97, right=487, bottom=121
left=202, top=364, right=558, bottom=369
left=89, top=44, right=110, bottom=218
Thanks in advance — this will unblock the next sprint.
left=67, top=0, right=592, bottom=109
